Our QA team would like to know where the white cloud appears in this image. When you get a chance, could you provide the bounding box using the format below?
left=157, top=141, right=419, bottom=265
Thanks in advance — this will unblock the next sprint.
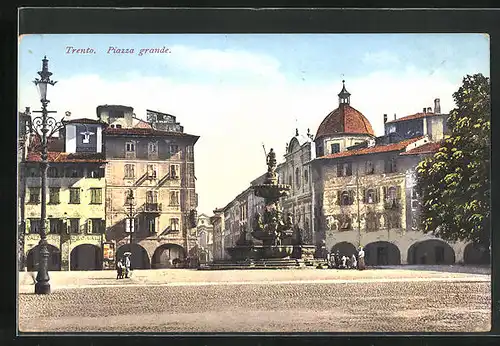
left=18, top=49, right=467, bottom=216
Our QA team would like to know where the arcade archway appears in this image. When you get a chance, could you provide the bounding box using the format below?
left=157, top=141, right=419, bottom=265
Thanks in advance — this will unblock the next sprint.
left=464, top=243, right=490, bottom=265
left=70, top=244, right=102, bottom=271
left=364, top=241, right=401, bottom=266
left=26, top=244, right=61, bottom=271
left=407, top=239, right=455, bottom=265
left=330, top=242, right=357, bottom=257
left=151, top=244, right=186, bottom=269
left=116, top=244, right=151, bottom=269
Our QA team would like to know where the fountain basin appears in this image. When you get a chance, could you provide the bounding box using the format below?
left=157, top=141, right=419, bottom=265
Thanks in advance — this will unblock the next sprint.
left=226, top=245, right=316, bottom=261
left=253, top=184, right=290, bottom=200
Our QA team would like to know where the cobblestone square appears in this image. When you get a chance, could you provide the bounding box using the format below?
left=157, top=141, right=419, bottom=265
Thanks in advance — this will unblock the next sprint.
left=18, top=266, right=491, bottom=333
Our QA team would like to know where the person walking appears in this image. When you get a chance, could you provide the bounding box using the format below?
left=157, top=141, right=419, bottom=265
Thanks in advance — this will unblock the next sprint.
left=123, top=252, right=131, bottom=278
left=116, top=257, right=124, bottom=279
left=358, top=246, right=366, bottom=270
left=351, top=253, right=358, bottom=269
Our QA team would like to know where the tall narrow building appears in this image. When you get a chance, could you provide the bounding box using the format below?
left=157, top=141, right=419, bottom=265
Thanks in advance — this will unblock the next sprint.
left=98, top=105, right=200, bottom=269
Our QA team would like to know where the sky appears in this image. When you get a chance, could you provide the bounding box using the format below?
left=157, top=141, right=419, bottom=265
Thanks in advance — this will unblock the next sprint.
left=18, top=34, right=490, bottom=215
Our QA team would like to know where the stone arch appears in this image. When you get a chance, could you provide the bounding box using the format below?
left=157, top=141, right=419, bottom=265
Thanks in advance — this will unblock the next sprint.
left=26, top=244, right=61, bottom=271
left=330, top=241, right=357, bottom=256
left=463, top=243, right=490, bottom=265
left=116, top=243, right=151, bottom=269
left=70, top=244, right=102, bottom=271
left=151, top=244, right=186, bottom=269
left=407, top=239, right=455, bottom=265
left=364, top=241, right=401, bottom=266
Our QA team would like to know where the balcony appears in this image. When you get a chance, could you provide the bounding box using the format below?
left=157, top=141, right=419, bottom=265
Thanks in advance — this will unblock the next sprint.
left=143, top=202, right=162, bottom=214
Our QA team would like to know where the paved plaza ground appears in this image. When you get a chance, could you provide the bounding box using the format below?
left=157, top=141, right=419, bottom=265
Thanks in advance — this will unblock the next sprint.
left=18, top=265, right=491, bottom=333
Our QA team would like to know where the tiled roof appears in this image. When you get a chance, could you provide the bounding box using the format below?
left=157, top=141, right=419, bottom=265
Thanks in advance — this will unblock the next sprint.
left=28, top=136, right=65, bottom=152
left=317, top=137, right=423, bottom=160
left=400, top=141, right=441, bottom=155
left=103, top=127, right=199, bottom=139
left=386, top=112, right=442, bottom=124
left=315, top=104, right=375, bottom=140
left=63, top=118, right=106, bottom=125
left=133, top=118, right=153, bottom=129
left=26, top=151, right=106, bottom=163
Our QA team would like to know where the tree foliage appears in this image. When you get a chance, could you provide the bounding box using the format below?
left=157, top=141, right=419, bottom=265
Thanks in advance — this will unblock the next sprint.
left=416, top=73, right=490, bottom=245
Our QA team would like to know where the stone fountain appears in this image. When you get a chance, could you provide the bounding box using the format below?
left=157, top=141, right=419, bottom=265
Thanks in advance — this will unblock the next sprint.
left=225, top=148, right=316, bottom=263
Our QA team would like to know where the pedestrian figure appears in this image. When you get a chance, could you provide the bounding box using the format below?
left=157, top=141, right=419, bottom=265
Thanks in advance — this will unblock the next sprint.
left=335, top=250, right=341, bottom=268
left=358, top=246, right=366, bottom=270
left=351, top=254, right=358, bottom=269
left=123, top=252, right=131, bottom=278
left=341, top=255, right=347, bottom=269
left=116, top=257, right=124, bottom=279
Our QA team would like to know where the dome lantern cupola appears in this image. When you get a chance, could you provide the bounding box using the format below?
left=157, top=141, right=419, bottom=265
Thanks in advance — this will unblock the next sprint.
left=338, top=80, right=351, bottom=105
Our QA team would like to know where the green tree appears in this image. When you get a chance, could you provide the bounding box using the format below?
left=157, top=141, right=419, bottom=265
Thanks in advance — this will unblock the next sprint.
left=416, top=73, right=490, bottom=245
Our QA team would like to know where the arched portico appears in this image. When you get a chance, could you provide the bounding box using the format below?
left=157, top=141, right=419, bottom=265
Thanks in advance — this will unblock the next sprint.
left=463, top=243, right=490, bottom=265
left=26, top=244, right=61, bottom=271
left=330, top=241, right=357, bottom=257
left=364, top=241, right=401, bottom=266
left=117, top=243, right=151, bottom=269
left=70, top=244, right=102, bottom=271
left=151, top=244, right=186, bottom=269
left=407, top=239, right=455, bottom=265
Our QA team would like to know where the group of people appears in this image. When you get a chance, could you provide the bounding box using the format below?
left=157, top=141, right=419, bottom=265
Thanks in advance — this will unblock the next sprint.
left=116, top=252, right=131, bottom=279
left=326, top=246, right=366, bottom=270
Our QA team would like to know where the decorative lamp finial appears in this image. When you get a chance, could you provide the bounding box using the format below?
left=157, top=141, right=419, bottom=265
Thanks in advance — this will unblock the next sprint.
left=295, top=128, right=299, bottom=136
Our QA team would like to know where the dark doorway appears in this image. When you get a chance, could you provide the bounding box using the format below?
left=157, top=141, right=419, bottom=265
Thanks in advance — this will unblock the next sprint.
left=26, top=244, right=61, bottom=271
left=330, top=241, right=357, bottom=257
left=407, top=239, right=455, bottom=265
left=70, top=244, right=102, bottom=271
left=364, top=241, right=401, bottom=266
left=116, top=243, right=151, bottom=269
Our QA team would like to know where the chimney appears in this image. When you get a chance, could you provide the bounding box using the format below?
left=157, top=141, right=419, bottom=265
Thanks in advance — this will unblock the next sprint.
left=394, top=113, right=396, bottom=120
left=25, top=107, right=30, bottom=115
left=423, top=107, right=426, bottom=113
left=427, top=107, right=432, bottom=113
left=434, top=98, right=441, bottom=114
left=383, top=114, right=387, bottom=124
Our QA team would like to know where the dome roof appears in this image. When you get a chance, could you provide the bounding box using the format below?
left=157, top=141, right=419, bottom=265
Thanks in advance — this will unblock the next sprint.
left=315, top=103, right=375, bottom=139
left=315, top=81, right=375, bottom=140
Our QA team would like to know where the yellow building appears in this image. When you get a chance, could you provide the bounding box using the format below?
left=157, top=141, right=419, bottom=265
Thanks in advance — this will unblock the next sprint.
left=22, top=118, right=109, bottom=271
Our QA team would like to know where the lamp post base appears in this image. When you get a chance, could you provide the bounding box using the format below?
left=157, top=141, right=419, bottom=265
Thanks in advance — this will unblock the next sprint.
left=34, top=281, right=51, bottom=294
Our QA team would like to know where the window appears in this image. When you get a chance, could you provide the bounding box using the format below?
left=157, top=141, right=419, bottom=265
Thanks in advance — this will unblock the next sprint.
left=69, top=218, right=80, bottom=234
left=65, top=167, right=83, bottom=178
left=148, top=141, right=157, bottom=153
left=169, top=144, right=179, bottom=155
left=69, top=188, right=80, bottom=204
left=29, top=219, right=41, bottom=234
left=340, top=216, right=351, bottom=230
left=344, top=163, right=352, bottom=176
left=125, top=142, right=135, bottom=152
left=48, top=167, right=59, bottom=178
left=170, top=218, right=180, bottom=231
left=384, top=186, right=400, bottom=208
left=295, top=167, right=301, bottom=189
left=147, top=218, right=156, bottom=234
left=340, top=191, right=351, bottom=206
left=304, top=169, right=309, bottom=184
left=331, top=143, right=340, bottom=154
left=365, top=189, right=377, bottom=204
left=49, top=188, right=60, bottom=204
left=28, top=187, right=40, bottom=204
left=170, top=164, right=179, bottom=179
left=124, top=164, right=135, bottom=179
left=90, top=188, right=102, bottom=204
left=90, top=219, right=104, bottom=234
left=49, top=218, right=63, bottom=234
left=366, top=161, right=374, bottom=175
left=116, top=124, right=122, bottom=129
left=28, top=167, right=40, bottom=177
left=385, top=157, right=397, bottom=173
left=87, top=168, right=102, bottom=178
left=146, top=190, right=158, bottom=204
left=147, top=164, right=157, bottom=179
left=288, top=175, right=292, bottom=186
left=170, top=191, right=180, bottom=206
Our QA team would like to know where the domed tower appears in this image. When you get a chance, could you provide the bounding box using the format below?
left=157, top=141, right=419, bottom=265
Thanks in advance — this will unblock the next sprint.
left=314, top=80, right=375, bottom=157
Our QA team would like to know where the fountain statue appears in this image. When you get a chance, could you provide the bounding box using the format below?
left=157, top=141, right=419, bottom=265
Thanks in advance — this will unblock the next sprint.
left=225, top=148, right=316, bottom=261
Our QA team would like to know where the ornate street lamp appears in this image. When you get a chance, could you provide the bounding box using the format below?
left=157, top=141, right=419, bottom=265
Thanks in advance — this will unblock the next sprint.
left=28, top=56, right=63, bottom=294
